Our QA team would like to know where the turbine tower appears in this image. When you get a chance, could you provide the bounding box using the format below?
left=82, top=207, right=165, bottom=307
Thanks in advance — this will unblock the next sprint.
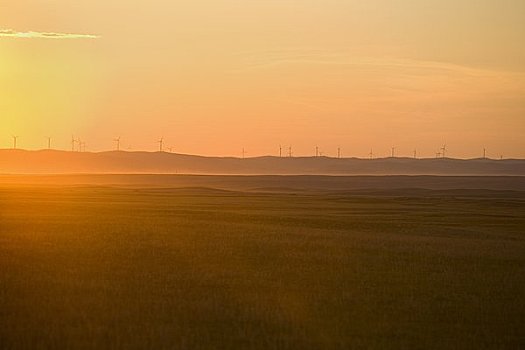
left=47, top=137, right=52, bottom=150
left=71, top=136, right=76, bottom=152
left=338, top=147, right=341, bottom=159
left=279, top=145, right=282, bottom=158
left=483, top=148, right=487, bottom=159
left=288, top=145, right=292, bottom=158
left=158, top=137, right=164, bottom=152
left=114, top=136, right=121, bottom=151
left=242, top=147, right=246, bottom=159
left=441, top=144, right=447, bottom=158
left=315, top=146, right=319, bottom=157
left=413, top=149, right=417, bottom=159
left=391, top=146, right=395, bottom=158
left=12, top=136, right=18, bottom=149
left=369, top=149, right=373, bottom=159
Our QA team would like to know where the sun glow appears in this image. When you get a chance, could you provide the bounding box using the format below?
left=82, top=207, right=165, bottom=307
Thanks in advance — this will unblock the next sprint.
left=1, top=0, right=524, bottom=157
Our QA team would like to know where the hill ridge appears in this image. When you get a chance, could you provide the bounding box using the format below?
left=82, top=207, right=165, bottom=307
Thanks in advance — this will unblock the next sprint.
left=1, top=149, right=524, bottom=175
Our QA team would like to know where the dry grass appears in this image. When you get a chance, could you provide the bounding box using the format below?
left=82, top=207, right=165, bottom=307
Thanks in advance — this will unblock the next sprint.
left=1, top=185, right=524, bottom=349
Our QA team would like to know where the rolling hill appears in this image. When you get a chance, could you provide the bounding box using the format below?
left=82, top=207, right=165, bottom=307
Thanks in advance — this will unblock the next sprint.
left=1, top=149, right=524, bottom=175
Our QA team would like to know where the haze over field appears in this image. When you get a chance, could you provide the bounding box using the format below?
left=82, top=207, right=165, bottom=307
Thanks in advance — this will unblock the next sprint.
left=1, top=0, right=525, bottom=157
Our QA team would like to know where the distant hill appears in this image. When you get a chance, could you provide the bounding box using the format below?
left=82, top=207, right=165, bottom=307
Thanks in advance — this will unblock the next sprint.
left=1, top=149, right=525, bottom=175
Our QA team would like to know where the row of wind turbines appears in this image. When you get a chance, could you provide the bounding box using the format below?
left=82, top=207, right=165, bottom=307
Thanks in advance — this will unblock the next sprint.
left=7, top=135, right=497, bottom=159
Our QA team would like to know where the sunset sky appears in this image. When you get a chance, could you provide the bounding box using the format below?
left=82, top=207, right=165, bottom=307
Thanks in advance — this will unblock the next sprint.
left=1, top=0, right=524, bottom=158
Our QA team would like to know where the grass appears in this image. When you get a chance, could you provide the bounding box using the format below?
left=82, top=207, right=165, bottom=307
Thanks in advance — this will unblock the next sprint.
left=0, top=184, right=524, bottom=349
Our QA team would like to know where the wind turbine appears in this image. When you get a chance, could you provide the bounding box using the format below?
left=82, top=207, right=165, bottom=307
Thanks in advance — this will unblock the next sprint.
left=338, top=147, right=341, bottom=159
left=279, top=145, right=282, bottom=158
left=288, top=145, right=292, bottom=158
left=242, top=147, right=246, bottom=159
left=315, top=146, right=319, bottom=157
left=391, top=146, right=395, bottom=158
left=441, top=144, right=447, bottom=158
left=483, top=148, right=487, bottom=159
left=369, top=149, right=373, bottom=159
left=157, top=137, right=164, bottom=152
left=71, top=135, right=76, bottom=152
left=113, top=136, right=121, bottom=151
left=47, top=137, right=52, bottom=150
left=77, top=138, right=82, bottom=152
left=413, top=149, right=417, bottom=159
left=12, top=136, right=18, bottom=149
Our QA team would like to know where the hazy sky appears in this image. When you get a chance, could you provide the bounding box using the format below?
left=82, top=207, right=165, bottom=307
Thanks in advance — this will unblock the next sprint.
left=1, top=0, right=524, bottom=158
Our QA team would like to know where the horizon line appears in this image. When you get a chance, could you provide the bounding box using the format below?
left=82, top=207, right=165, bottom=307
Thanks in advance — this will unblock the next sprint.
left=0, top=148, right=521, bottom=161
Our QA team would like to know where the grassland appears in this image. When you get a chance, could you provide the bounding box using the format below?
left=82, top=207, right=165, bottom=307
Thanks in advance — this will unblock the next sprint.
left=0, top=179, right=524, bottom=349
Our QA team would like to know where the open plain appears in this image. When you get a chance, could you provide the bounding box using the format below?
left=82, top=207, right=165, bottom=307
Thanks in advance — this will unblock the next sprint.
left=1, top=175, right=524, bottom=349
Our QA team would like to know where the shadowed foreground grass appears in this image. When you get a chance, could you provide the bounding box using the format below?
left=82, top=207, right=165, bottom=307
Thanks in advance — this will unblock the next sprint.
left=0, top=186, right=524, bottom=349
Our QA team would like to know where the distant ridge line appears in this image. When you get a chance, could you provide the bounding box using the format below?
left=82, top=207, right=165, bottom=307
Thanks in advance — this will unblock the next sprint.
left=1, top=149, right=524, bottom=175
left=1, top=148, right=524, bottom=160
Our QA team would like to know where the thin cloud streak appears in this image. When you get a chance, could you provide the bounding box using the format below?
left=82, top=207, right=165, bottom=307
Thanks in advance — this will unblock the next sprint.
left=0, top=29, right=99, bottom=39
left=231, top=49, right=525, bottom=77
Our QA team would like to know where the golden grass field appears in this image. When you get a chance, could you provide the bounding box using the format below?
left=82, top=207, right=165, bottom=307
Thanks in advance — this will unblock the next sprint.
left=1, top=176, right=524, bottom=349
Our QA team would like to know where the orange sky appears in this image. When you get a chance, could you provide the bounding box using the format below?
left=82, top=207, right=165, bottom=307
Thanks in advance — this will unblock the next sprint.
left=1, top=0, right=524, bottom=158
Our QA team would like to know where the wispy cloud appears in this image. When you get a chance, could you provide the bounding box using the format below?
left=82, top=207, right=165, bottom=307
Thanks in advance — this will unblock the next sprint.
left=0, top=29, right=99, bottom=39
left=231, top=48, right=524, bottom=77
